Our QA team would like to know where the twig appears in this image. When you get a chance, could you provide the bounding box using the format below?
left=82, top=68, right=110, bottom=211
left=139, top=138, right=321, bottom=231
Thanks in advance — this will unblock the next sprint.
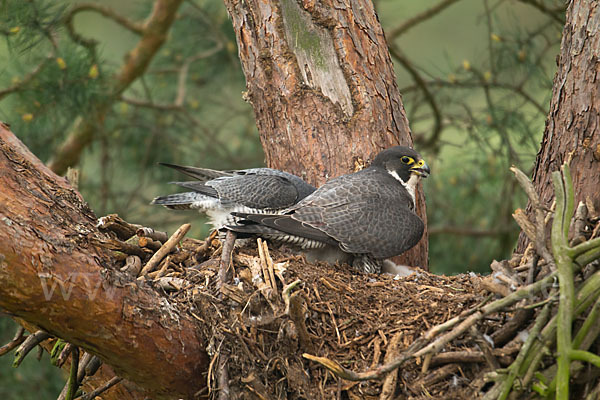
left=389, top=44, right=442, bottom=148
left=123, top=45, right=223, bottom=111
left=282, top=280, right=302, bottom=313
left=516, top=0, right=566, bottom=24
left=568, top=236, right=600, bottom=259
left=138, top=223, right=190, bottom=277
left=521, top=271, right=600, bottom=388
left=430, top=350, right=514, bottom=367
left=0, top=53, right=55, bottom=101
left=147, top=256, right=172, bottom=279
left=424, top=294, right=493, bottom=340
left=64, top=2, right=144, bottom=59
left=0, top=325, right=25, bottom=356
left=96, top=214, right=143, bottom=241
left=570, top=201, right=589, bottom=246
left=69, top=3, right=144, bottom=34
left=119, top=96, right=182, bottom=111
left=13, top=330, right=52, bottom=368
left=379, top=332, right=403, bottom=400
left=175, top=47, right=223, bottom=107
left=303, top=338, right=427, bottom=381
left=527, top=254, right=540, bottom=285
left=410, top=363, right=460, bottom=393
left=289, top=292, right=314, bottom=353
left=548, top=164, right=600, bottom=399
left=400, top=80, right=548, bottom=116
left=92, top=237, right=147, bottom=259
left=490, top=308, right=533, bottom=347
left=53, top=342, right=74, bottom=368
left=217, top=354, right=230, bottom=400
left=136, top=227, right=168, bottom=243
left=263, top=241, right=278, bottom=296
left=78, top=376, right=122, bottom=400
left=387, top=0, right=461, bottom=39
left=257, top=238, right=276, bottom=292
left=76, top=352, right=93, bottom=383
left=496, top=301, right=552, bottom=400
left=84, top=355, right=102, bottom=377
left=61, top=346, right=80, bottom=400
left=512, top=208, right=537, bottom=244
left=510, top=166, right=555, bottom=266
left=120, top=255, right=142, bottom=276
left=138, top=236, right=162, bottom=251
left=470, top=326, right=500, bottom=370
left=197, top=230, right=218, bottom=255
left=217, top=230, right=237, bottom=293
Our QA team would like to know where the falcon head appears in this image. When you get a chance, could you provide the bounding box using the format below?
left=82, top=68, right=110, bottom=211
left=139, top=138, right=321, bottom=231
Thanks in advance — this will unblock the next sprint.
left=371, top=146, right=430, bottom=183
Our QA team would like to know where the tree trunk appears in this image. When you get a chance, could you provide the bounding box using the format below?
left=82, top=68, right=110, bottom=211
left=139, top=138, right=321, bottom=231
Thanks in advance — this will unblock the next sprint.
left=222, top=0, right=429, bottom=269
left=0, top=123, right=207, bottom=399
left=517, top=0, right=599, bottom=251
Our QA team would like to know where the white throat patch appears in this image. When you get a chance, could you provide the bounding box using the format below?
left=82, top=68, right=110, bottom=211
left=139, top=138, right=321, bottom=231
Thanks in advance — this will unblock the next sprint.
left=388, top=170, right=418, bottom=208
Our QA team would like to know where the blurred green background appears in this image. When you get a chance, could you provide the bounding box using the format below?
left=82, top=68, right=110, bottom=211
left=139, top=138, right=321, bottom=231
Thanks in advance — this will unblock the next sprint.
left=0, top=0, right=563, bottom=397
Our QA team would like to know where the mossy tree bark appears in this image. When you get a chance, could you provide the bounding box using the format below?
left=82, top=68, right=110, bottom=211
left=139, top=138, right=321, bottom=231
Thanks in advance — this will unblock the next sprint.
left=222, top=0, right=429, bottom=269
left=517, top=0, right=599, bottom=251
left=0, top=123, right=207, bottom=399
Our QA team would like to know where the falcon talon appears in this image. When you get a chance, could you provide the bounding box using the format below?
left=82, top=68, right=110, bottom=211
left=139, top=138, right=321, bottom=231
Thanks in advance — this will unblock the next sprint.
left=227, top=146, right=430, bottom=273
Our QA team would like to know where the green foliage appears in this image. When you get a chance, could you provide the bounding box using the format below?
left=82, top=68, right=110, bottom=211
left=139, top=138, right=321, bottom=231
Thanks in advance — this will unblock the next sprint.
left=0, top=0, right=66, bottom=52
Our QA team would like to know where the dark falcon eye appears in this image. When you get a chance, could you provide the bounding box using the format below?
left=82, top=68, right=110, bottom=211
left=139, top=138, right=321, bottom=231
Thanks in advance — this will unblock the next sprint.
left=401, top=156, right=413, bottom=164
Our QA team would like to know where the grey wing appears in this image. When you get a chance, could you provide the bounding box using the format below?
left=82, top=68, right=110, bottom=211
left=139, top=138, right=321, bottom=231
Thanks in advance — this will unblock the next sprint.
left=159, top=163, right=232, bottom=181
left=207, top=174, right=306, bottom=210
left=238, top=168, right=316, bottom=200
left=151, top=191, right=216, bottom=210
left=293, top=173, right=424, bottom=258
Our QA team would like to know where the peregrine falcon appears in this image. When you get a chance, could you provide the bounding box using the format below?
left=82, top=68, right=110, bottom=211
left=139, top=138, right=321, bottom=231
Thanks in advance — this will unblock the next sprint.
left=151, top=163, right=316, bottom=229
left=227, top=146, right=430, bottom=273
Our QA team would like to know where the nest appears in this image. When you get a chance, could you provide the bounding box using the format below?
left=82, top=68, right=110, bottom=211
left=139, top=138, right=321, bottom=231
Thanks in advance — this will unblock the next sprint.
left=91, top=164, right=600, bottom=399
left=104, top=219, right=490, bottom=399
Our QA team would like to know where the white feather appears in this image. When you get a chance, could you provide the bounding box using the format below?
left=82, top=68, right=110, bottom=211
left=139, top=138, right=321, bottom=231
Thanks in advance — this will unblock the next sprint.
left=388, top=170, right=419, bottom=207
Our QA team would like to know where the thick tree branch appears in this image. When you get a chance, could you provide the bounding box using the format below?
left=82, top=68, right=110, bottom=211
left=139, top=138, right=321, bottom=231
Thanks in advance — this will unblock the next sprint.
left=0, top=123, right=207, bottom=399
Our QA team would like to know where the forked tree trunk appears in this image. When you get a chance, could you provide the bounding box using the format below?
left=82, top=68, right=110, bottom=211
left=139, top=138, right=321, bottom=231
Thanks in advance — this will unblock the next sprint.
left=517, top=0, right=599, bottom=251
left=222, top=0, right=429, bottom=269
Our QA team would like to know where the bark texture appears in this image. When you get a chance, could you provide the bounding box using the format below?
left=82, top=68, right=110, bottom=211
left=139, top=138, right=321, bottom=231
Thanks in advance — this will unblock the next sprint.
left=518, top=0, right=599, bottom=251
left=222, top=0, right=428, bottom=268
left=0, top=123, right=207, bottom=399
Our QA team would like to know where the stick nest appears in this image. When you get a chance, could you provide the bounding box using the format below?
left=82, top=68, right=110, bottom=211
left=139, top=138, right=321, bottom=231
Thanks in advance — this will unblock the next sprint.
left=95, top=177, right=600, bottom=400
